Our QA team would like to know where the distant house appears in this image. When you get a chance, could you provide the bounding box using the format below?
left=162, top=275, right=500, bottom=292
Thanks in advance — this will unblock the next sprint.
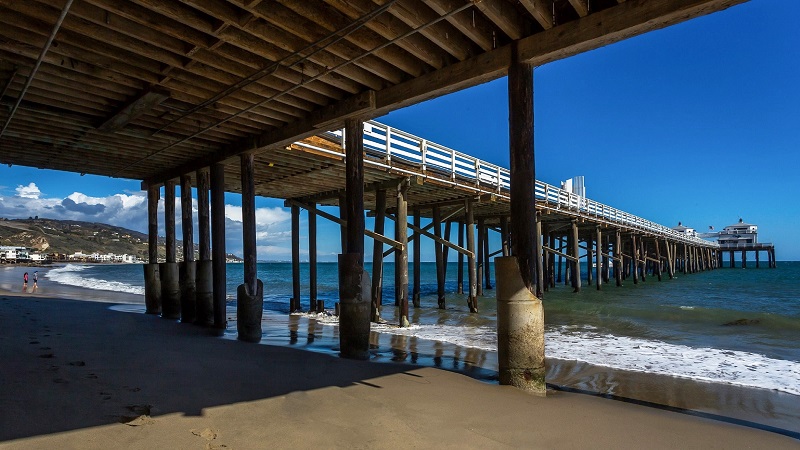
left=672, top=222, right=697, bottom=237
left=718, top=219, right=758, bottom=246
left=0, top=246, right=29, bottom=263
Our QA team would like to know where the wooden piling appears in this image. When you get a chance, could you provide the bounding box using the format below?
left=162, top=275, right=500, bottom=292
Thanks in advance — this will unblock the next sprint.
left=237, top=153, right=263, bottom=343
left=179, top=174, right=196, bottom=323
left=466, top=199, right=478, bottom=313
left=484, top=222, right=493, bottom=290
left=586, top=234, right=593, bottom=286
left=144, top=184, right=161, bottom=315
left=631, top=235, right=638, bottom=284
left=194, top=168, right=212, bottom=326
left=571, top=220, right=580, bottom=292
left=457, top=221, right=464, bottom=294
left=291, top=204, right=301, bottom=312
left=413, top=208, right=421, bottom=307
left=433, top=206, right=446, bottom=309
left=371, top=190, right=386, bottom=321
left=165, top=179, right=176, bottom=265
left=664, top=239, right=674, bottom=279
left=535, top=215, right=543, bottom=297
left=162, top=179, right=180, bottom=320
left=614, top=230, right=622, bottom=287
left=395, top=179, right=410, bottom=327
left=309, top=206, right=318, bottom=311
left=210, top=163, right=226, bottom=333
left=755, top=250, right=760, bottom=268
left=742, top=250, right=747, bottom=269
left=476, top=218, right=484, bottom=297
left=500, top=216, right=510, bottom=257
left=595, top=227, right=602, bottom=290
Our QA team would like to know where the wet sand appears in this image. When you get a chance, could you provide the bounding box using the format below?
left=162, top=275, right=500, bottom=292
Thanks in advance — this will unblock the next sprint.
left=0, top=294, right=798, bottom=449
left=1, top=265, right=798, bottom=446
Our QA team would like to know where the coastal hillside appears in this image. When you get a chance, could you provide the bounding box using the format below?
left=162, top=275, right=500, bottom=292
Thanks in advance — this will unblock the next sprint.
left=0, top=217, right=152, bottom=259
left=0, top=217, right=244, bottom=262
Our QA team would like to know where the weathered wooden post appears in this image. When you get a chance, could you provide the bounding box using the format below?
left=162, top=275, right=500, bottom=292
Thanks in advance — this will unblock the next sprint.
left=466, top=199, right=478, bottom=313
left=535, top=213, right=543, bottom=297
left=161, top=179, right=181, bottom=320
left=339, top=118, right=371, bottom=359
left=755, top=249, right=760, bottom=268
left=144, top=184, right=161, bottom=314
left=654, top=239, right=662, bottom=281
left=371, top=190, right=387, bottom=321
left=495, top=54, right=544, bottom=394
left=237, top=153, right=263, bottom=343
left=541, top=223, right=549, bottom=293
left=442, top=220, right=452, bottom=284
left=476, top=218, right=485, bottom=297
left=595, top=227, right=602, bottom=290
left=179, top=174, right=196, bottom=323
left=614, top=230, right=622, bottom=287
left=412, top=208, right=421, bottom=307
left=571, top=220, right=581, bottom=292
left=631, top=235, right=639, bottom=285
left=484, top=222, right=493, bottom=290
left=194, top=168, right=213, bottom=326
left=290, top=204, right=301, bottom=312
left=210, top=163, right=227, bottom=334
left=457, top=221, right=464, bottom=294
left=586, top=234, right=593, bottom=286
left=395, top=178, right=410, bottom=327
left=309, top=205, right=318, bottom=311
left=741, top=250, right=747, bottom=269
left=501, top=216, right=510, bottom=257
left=557, top=236, right=563, bottom=283
left=433, top=206, right=446, bottom=308
left=664, top=239, right=674, bottom=279
left=639, top=239, right=646, bottom=282
left=549, top=232, right=556, bottom=288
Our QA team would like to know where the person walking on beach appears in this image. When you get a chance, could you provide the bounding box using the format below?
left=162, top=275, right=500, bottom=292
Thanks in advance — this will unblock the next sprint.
left=22, top=272, right=28, bottom=292
left=32, top=271, right=38, bottom=293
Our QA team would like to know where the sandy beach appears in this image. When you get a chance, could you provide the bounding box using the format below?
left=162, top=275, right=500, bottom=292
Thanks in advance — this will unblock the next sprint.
left=1, top=279, right=798, bottom=448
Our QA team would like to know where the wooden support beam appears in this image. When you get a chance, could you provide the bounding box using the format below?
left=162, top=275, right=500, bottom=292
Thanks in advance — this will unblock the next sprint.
left=395, top=178, right=410, bottom=326
left=457, top=221, right=464, bottom=294
left=381, top=205, right=464, bottom=257
left=309, top=206, right=318, bottom=310
left=180, top=174, right=194, bottom=263
left=144, top=90, right=376, bottom=186
left=147, top=184, right=159, bottom=264
left=571, top=220, right=581, bottom=292
left=291, top=204, right=301, bottom=312
left=286, top=199, right=404, bottom=250
left=96, top=87, right=170, bottom=132
left=433, top=206, right=446, bottom=309
left=372, top=190, right=387, bottom=320
left=344, top=118, right=365, bottom=262
left=375, top=0, right=746, bottom=116
left=519, top=0, right=554, bottom=29
left=466, top=199, right=478, bottom=313
left=195, top=168, right=211, bottom=261
left=615, top=230, right=623, bottom=287
left=596, top=227, right=602, bottom=291
left=384, top=213, right=474, bottom=258
left=474, top=0, right=526, bottom=39
left=210, top=163, right=226, bottom=332
left=568, top=0, right=590, bottom=17
left=240, top=154, right=257, bottom=295
left=476, top=218, right=484, bottom=297
left=412, top=208, right=421, bottom=308
left=164, top=179, right=176, bottom=264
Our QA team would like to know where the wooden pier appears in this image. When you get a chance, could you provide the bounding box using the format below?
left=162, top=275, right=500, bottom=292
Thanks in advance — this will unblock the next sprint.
left=0, top=0, right=748, bottom=395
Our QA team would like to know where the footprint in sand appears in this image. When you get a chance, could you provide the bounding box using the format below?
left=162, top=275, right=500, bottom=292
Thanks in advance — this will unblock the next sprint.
left=191, top=428, right=218, bottom=440
left=68, top=361, right=86, bottom=366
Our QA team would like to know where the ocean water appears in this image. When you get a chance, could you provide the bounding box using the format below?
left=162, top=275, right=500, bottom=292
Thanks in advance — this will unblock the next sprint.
left=44, top=261, right=800, bottom=397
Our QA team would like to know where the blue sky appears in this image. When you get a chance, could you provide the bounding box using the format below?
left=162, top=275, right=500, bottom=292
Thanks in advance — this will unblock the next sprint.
left=1, top=0, right=797, bottom=261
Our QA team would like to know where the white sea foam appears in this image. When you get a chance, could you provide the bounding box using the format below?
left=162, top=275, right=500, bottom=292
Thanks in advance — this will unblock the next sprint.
left=298, top=313, right=800, bottom=396
left=46, top=264, right=145, bottom=296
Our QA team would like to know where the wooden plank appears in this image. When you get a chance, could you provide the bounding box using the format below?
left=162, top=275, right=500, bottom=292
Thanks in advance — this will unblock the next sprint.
left=519, top=0, right=554, bottom=30
left=97, top=87, right=170, bottom=132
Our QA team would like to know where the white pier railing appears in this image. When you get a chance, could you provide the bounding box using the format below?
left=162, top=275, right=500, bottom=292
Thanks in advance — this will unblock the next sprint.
left=321, top=121, right=716, bottom=248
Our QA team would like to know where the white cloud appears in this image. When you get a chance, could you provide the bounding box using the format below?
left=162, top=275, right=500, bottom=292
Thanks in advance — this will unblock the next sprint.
left=0, top=182, right=297, bottom=260
left=16, top=182, right=41, bottom=199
